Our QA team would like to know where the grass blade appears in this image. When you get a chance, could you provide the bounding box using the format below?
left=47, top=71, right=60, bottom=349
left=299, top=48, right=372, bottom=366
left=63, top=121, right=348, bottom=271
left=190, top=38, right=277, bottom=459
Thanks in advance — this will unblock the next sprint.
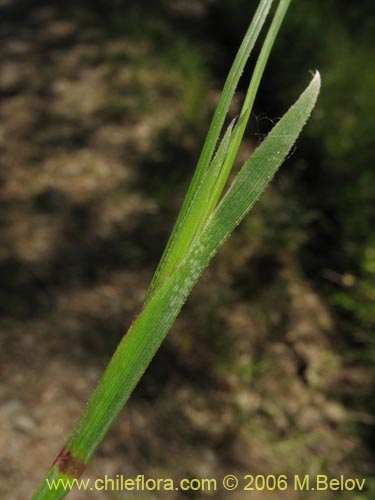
left=207, top=0, right=292, bottom=210
left=147, top=0, right=292, bottom=299
left=206, top=71, right=321, bottom=248
left=32, top=71, right=320, bottom=500
left=146, top=0, right=274, bottom=296
left=145, top=116, right=236, bottom=299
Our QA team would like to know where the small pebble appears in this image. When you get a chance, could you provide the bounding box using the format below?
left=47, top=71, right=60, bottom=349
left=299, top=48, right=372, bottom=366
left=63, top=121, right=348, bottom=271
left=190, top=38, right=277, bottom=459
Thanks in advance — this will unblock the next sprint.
left=13, top=415, right=36, bottom=433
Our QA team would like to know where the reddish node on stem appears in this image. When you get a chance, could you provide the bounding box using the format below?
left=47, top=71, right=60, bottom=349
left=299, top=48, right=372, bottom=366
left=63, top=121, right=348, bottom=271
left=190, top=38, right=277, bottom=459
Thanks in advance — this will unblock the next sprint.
left=53, top=448, right=86, bottom=478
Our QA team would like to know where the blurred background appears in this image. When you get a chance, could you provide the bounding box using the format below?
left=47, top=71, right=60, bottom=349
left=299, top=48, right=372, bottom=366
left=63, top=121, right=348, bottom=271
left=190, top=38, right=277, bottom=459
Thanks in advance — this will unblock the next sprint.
left=0, top=0, right=373, bottom=498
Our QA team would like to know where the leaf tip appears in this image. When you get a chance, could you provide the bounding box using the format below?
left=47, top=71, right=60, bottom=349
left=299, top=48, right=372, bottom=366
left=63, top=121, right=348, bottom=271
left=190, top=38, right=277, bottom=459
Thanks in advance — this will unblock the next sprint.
left=229, top=114, right=239, bottom=129
left=310, top=69, right=321, bottom=91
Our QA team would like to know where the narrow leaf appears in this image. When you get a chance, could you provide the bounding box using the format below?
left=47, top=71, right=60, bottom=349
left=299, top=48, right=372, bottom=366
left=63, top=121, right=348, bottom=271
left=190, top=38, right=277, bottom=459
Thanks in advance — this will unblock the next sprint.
left=210, top=0, right=292, bottom=208
left=147, top=0, right=274, bottom=295
left=32, top=71, right=320, bottom=500
left=146, top=117, right=236, bottom=299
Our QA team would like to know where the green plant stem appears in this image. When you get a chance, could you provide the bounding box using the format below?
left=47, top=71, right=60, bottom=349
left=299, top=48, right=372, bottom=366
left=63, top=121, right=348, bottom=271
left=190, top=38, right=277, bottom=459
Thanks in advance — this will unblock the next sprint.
left=146, top=0, right=292, bottom=301
left=32, top=70, right=320, bottom=500
left=146, top=0, right=274, bottom=299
